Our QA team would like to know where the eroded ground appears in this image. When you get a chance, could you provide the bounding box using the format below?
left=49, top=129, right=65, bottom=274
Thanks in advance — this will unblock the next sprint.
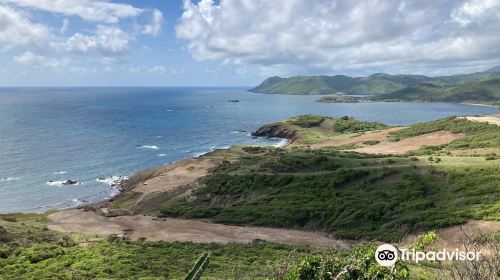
left=48, top=209, right=349, bottom=249
left=353, top=131, right=466, bottom=155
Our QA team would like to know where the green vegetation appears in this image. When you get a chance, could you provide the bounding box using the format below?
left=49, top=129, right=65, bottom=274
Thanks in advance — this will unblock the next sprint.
left=250, top=74, right=437, bottom=95
left=285, top=244, right=409, bottom=280
left=160, top=148, right=500, bottom=241
left=0, top=212, right=443, bottom=279
left=252, top=115, right=387, bottom=146
left=251, top=71, right=500, bottom=105
left=362, top=140, right=380, bottom=145
left=185, top=252, right=209, bottom=280
left=316, top=95, right=362, bottom=103
left=375, top=79, right=500, bottom=105
left=250, top=71, right=500, bottom=97
left=289, top=115, right=327, bottom=128
left=389, top=117, right=500, bottom=150
left=0, top=213, right=321, bottom=279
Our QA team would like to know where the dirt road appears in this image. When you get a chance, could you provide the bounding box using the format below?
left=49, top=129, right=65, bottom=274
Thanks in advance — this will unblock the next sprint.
left=48, top=209, right=350, bottom=249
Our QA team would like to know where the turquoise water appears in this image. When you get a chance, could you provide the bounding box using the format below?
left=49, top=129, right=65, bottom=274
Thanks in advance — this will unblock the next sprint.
left=0, top=87, right=497, bottom=213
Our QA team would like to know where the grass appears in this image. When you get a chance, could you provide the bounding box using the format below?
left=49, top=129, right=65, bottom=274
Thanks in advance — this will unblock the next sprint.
left=160, top=149, right=500, bottom=241
left=256, top=115, right=387, bottom=145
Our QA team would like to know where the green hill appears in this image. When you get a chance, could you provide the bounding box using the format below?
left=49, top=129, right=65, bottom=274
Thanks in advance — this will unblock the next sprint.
left=375, top=78, right=500, bottom=105
left=485, top=65, right=500, bottom=73
left=251, top=72, right=500, bottom=97
left=250, top=74, right=439, bottom=95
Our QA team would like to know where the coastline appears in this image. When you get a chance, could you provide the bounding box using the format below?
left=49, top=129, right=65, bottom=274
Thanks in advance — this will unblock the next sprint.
left=78, top=135, right=291, bottom=212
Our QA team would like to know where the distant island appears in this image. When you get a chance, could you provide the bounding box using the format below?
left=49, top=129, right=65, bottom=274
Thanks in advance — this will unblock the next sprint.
left=252, top=67, right=500, bottom=106
left=316, top=94, right=363, bottom=103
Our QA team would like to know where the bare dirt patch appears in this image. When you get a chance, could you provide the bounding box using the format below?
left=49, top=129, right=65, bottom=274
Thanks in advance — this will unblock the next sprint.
left=304, top=127, right=403, bottom=149
left=460, top=116, right=500, bottom=126
left=48, top=209, right=349, bottom=249
left=353, top=131, right=465, bottom=155
left=132, top=158, right=215, bottom=195
left=90, top=158, right=217, bottom=213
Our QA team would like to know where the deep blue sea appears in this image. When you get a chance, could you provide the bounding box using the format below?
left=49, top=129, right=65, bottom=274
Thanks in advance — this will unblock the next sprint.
left=0, top=87, right=498, bottom=213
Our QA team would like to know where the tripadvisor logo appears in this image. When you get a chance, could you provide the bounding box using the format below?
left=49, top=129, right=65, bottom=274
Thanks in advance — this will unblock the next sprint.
left=375, top=244, right=481, bottom=266
left=375, top=244, right=398, bottom=266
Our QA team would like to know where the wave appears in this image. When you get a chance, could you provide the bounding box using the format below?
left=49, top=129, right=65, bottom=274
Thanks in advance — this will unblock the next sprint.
left=96, top=175, right=128, bottom=187
left=230, top=130, right=248, bottom=134
left=53, top=171, right=67, bottom=175
left=70, top=198, right=85, bottom=207
left=158, top=153, right=167, bottom=157
left=46, top=180, right=81, bottom=187
left=139, top=145, right=159, bottom=150
left=1, top=177, right=19, bottom=182
left=273, top=138, right=289, bottom=147
left=194, top=145, right=231, bottom=158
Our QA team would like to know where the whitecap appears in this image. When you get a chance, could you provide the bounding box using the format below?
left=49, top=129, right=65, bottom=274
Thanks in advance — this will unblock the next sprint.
left=165, top=109, right=174, bottom=112
left=53, top=171, right=67, bottom=175
left=194, top=152, right=208, bottom=157
left=158, top=153, right=167, bottom=157
left=96, top=175, right=128, bottom=187
left=273, top=138, right=289, bottom=147
left=1, top=177, right=19, bottom=181
left=139, top=145, right=159, bottom=150
left=71, top=198, right=84, bottom=207
left=46, top=180, right=81, bottom=187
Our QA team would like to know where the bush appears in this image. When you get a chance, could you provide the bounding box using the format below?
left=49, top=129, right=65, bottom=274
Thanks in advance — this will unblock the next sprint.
left=285, top=244, right=409, bottom=280
left=363, top=140, right=380, bottom=145
left=19, top=243, right=65, bottom=263
left=290, top=115, right=326, bottom=128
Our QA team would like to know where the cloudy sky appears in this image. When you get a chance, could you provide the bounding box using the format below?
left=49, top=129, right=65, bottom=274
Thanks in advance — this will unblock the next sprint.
left=1, top=0, right=500, bottom=86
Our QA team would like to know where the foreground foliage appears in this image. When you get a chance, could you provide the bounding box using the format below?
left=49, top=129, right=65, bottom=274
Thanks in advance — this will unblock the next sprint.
left=0, top=215, right=317, bottom=279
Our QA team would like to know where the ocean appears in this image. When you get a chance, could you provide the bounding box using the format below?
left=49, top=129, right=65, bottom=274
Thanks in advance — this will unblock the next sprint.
left=0, top=87, right=497, bottom=213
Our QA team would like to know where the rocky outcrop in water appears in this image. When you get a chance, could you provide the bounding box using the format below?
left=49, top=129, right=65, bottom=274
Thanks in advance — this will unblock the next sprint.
left=251, top=123, right=296, bottom=141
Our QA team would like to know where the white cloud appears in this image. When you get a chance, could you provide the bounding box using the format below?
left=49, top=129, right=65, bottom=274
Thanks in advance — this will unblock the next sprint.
left=0, top=0, right=164, bottom=60
left=148, top=66, right=183, bottom=75
left=1, top=0, right=142, bottom=23
left=53, top=25, right=130, bottom=56
left=0, top=5, right=50, bottom=46
left=143, top=9, right=164, bottom=36
left=452, top=0, right=500, bottom=25
left=14, top=51, right=68, bottom=69
left=177, top=0, right=500, bottom=75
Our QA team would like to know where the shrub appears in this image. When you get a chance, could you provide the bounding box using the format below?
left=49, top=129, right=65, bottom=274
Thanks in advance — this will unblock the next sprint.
left=19, top=243, right=65, bottom=263
left=290, top=115, right=326, bottom=128
left=363, top=140, right=381, bottom=145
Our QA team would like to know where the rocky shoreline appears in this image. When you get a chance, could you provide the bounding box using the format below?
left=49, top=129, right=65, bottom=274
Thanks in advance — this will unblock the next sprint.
left=251, top=123, right=297, bottom=142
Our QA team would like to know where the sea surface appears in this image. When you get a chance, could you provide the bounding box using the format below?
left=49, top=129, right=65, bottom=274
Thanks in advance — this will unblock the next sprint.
left=0, top=87, right=497, bottom=213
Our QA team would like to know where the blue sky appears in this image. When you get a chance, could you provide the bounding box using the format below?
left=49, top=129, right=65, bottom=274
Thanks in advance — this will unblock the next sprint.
left=1, top=0, right=500, bottom=86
